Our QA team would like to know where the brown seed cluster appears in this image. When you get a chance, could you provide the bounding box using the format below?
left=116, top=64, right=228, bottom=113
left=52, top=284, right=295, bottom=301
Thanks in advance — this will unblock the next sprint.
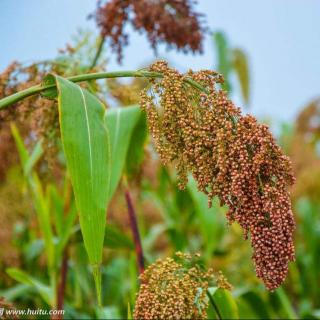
left=134, top=252, right=213, bottom=320
left=216, top=270, right=233, bottom=291
left=94, top=0, right=205, bottom=62
left=140, top=61, right=296, bottom=290
left=0, top=41, right=105, bottom=179
left=0, top=62, right=60, bottom=177
left=0, top=63, right=22, bottom=179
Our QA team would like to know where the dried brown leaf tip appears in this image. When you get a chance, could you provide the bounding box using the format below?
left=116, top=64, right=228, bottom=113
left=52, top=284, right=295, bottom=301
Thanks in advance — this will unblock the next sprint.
left=134, top=252, right=213, bottom=320
left=94, top=0, right=205, bottom=62
left=140, top=61, right=296, bottom=290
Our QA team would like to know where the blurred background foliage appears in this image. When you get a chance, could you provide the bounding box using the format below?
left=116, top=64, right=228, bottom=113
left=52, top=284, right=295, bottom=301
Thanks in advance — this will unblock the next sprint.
left=0, top=3, right=319, bottom=319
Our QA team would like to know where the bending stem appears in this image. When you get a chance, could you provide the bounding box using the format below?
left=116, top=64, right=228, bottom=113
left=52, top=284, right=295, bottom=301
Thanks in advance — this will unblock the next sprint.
left=0, top=71, right=206, bottom=110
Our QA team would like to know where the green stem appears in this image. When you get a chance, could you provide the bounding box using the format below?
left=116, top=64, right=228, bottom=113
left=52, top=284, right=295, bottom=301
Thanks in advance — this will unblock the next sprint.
left=0, top=71, right=207, bottom=110
left=92, top=264, right=102, bottom=307
left=89, top=36, right=105, bottom=70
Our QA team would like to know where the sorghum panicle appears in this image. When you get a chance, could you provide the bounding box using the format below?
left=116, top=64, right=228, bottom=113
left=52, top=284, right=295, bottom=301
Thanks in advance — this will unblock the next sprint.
left=94, top=0, right=205, bottom=62
left=133, top=252, right=213, bottom=320
left=0, top=62, right=60, bottom=175
left=140, top=61, right=296, bottom=290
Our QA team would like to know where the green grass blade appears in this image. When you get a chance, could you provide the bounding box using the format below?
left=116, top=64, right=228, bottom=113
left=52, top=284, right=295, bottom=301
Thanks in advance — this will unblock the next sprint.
left=24, top=141, right=43, bottom=175
left=208, top=287, right=239, bottom=319
left=104, top=224, right=134, bottom=250
left=232, top=48, right=250, bottom=106
left=52, top=75, right=111, bottom=304
left=276, top=287, right=298, bottom=319
left=125, top=112, right=148, bottom=178
left=187, top=176, right=225, bottom=260
left=0, top=284, right=31, bottom=301
left=10, top=123, right=28, bottom=166
left=11, top=124, right=55, bottom=273
left=127, top=302, right=133, bottom=320
left=48, top=184, right=77, bottom=254
left=239, top=290, right=270, bottom=319
left=6, top=268, right=54, bottom=306
left=214, top=31, right=232, bottom=92
left=105, top=105, right=141, bottom=201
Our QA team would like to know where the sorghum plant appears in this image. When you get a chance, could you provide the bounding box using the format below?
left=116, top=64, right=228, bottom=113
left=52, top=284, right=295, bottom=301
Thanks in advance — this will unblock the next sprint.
left=0, top=60, right=295, bottom=301
left=93, top=0, right=205, bottom=62
left=140, top=61, right=296, bottom=290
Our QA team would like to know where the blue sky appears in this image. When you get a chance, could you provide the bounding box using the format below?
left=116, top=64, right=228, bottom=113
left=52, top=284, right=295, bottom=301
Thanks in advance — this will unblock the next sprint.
left=1, top=0, right=320, bottom=123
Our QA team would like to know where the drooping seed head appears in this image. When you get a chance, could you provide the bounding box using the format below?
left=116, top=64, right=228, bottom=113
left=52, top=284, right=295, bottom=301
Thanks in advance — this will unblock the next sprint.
left=140, top=61, right=296, bottom=290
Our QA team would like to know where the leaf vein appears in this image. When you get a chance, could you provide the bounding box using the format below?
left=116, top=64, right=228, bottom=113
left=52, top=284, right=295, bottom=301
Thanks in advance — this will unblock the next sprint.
left=78, top=87, right=94, bottom=193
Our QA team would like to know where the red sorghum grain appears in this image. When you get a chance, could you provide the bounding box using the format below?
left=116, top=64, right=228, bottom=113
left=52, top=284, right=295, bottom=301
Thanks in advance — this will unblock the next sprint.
left=140, top=61, right=296, bottom=290
left=93, top=0, right=205, bottom=62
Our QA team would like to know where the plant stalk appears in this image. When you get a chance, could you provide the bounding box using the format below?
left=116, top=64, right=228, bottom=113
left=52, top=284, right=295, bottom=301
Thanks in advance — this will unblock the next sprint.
left=54, top=180, right=72, bottom=319
left=55, top=248, right=68, bottom=320
left=0, top=71, right=207, bottom=110
left=124, top=188, right=145, bottom=275
left=89, top=36, right=105, bottom=70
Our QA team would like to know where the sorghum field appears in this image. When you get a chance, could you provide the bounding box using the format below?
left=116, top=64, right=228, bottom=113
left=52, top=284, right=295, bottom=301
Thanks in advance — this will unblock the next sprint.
left=0, top=1, right=319, bottom=319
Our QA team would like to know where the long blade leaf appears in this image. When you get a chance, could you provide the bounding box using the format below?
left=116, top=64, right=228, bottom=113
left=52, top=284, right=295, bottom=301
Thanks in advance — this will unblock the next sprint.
left=105, top=105, right=141, bottom=201
left=51, top=75, right=111, bottom=304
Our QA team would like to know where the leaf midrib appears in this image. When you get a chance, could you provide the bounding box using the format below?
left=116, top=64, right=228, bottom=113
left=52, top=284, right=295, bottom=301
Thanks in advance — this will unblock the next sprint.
left=78, top=86, right=94, bottom=193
